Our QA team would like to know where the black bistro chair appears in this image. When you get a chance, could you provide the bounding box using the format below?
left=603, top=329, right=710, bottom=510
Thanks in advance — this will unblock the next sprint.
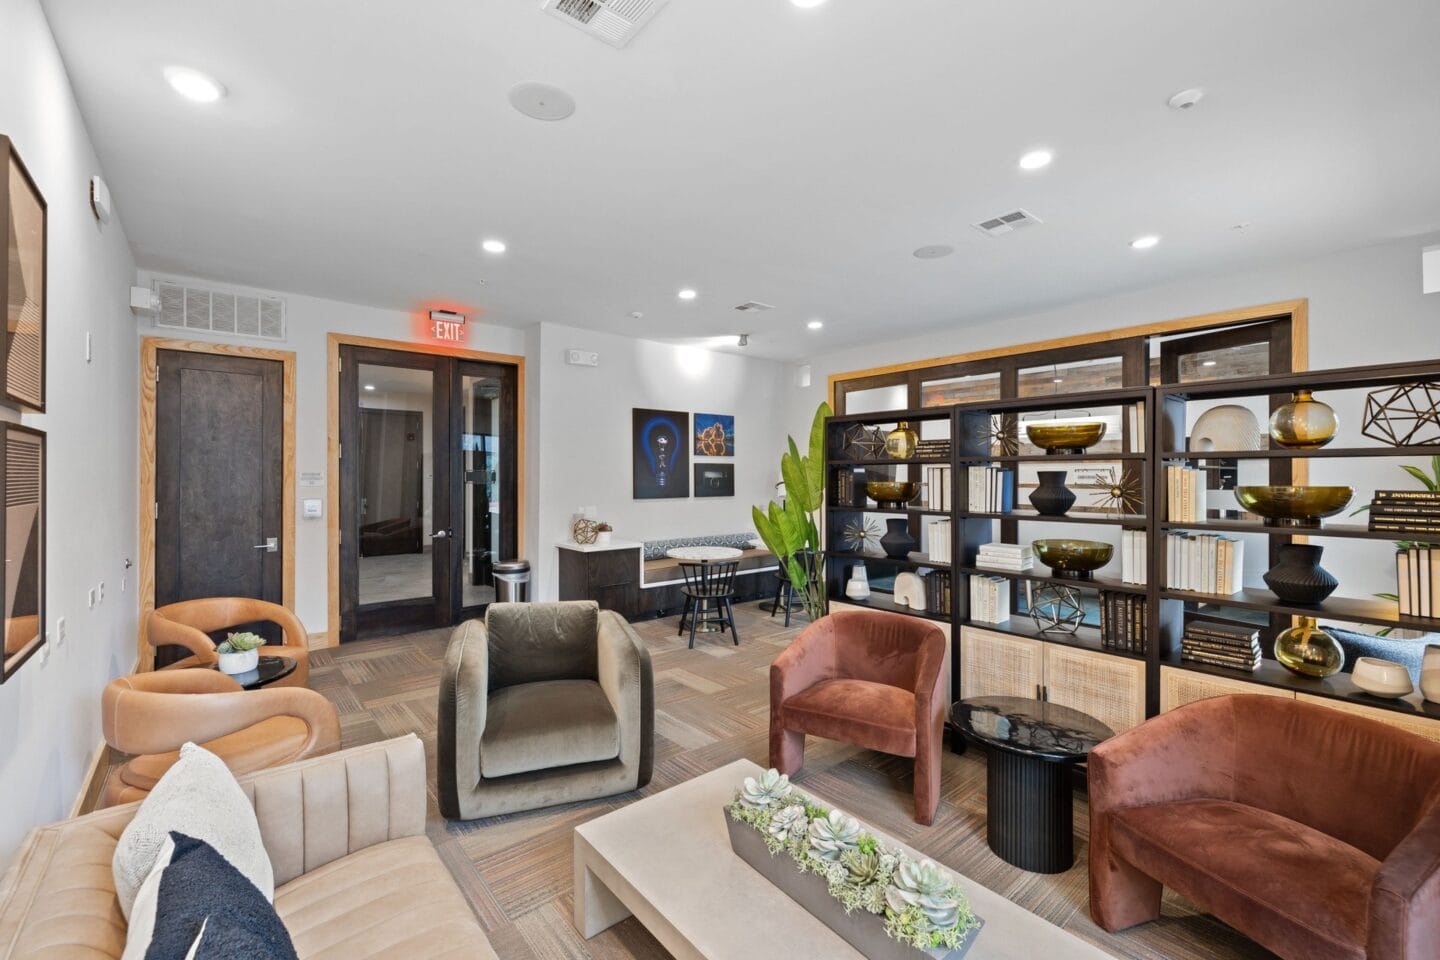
left=677, top=560, right=740, bottom=649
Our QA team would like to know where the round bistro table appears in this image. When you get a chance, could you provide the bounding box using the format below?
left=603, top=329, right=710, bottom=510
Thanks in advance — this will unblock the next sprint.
left=955, top=695, right=1113, bottom=873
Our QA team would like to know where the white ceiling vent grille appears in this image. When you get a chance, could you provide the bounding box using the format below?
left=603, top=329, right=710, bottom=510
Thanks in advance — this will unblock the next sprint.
left=154, top=281, right=286, bottom=341
left=542, top=0, right=667, bottom=48
left=733, top=300, right=775, bottom=313
left=972, top=209, right=1043, bottom=237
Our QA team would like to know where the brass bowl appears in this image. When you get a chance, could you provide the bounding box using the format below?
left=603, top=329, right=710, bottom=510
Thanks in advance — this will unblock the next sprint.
left=1025, top=421, right=1107, bottom=454
left=865, top=481, right=921, bottom=507
left=1234, top=485, right=1354, bottom=528
left=1032, top=539, right=1114, bottom=579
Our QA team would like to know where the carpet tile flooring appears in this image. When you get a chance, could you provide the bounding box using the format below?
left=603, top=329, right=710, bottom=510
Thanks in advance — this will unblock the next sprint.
left=299, top=602, right=1273, bottom=960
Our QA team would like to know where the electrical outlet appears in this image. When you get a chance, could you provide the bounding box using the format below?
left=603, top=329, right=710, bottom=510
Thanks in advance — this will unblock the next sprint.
left=57, top=617, right=66, bottom=645
left=87, top=588, right=96, bottom=609
left=97, top=581, right=105, bottom=604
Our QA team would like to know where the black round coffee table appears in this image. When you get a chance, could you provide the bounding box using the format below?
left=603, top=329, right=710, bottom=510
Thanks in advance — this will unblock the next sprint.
left=955, top=696, right=1113, bottom=873
left=226, top=655, right=297, bottom=690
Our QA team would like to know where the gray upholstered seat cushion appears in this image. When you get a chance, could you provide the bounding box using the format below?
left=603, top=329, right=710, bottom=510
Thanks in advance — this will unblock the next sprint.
left=479, top=679, right=619, bottom=778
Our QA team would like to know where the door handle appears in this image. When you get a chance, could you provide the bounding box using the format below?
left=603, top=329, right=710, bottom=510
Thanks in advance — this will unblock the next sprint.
left=253, top=537, right=278, bottom=553
left=430, top=530, right=451, bottom=540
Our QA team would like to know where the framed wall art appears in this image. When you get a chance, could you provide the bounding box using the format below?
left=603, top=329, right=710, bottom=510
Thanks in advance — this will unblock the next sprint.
left=693, top=412, right=734, bottom=457
left=693, top=462, right=735, bottom=498
left=1, top=423, right=45, bottom=683
left=2, top=136, right=46, bottom=412
left=633, top=408, right=689, bottom=499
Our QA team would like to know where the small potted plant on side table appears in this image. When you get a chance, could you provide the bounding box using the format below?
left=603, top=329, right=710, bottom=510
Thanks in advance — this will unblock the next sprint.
left=216, top=631, right=264, bottom=675
left=595, top=522, right=613, bottom=545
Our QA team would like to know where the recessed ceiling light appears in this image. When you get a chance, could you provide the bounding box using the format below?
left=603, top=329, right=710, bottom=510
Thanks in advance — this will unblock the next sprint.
left=791, top=0, right=828, bottom=7
left=508, top=82, right=576, bottom=122
left=363, top=384, right=376, bottom=392
left=1167, top=88, right=1205, bottom=111
left=1018, top=149, right=1053, bottom=171
left=164, top=66, right=226, bottom=103
left=481, top=239, right=507, bottom=254
left=807, top=320, right=824, bottom=330
left=1130, top=235, right=1161, bottom=250
left=677, top=288, right=697, bottom=301
left=1202, top=360, right=1218, bottom=367
left=1053, top=378, right=1064, bottom=384
left=913, top=245, right=955, bottom=260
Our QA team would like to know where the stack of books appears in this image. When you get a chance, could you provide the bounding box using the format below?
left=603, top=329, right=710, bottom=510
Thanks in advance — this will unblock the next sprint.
left=922, top=568, right=952, bottom=616
left=966, top=466, right=1014, bottom=513
left=832, top=468, right=865, bottom=508
left=1120, top=529, right=1147, bottom=585
left=916, top=438, right=952, bottom=461
left=1164, top=532, right=1244, bottom=595
left=925, top=519, right=952, bottom=564
left=968, top=574, right=1010, bottom=625
left=1397, top=546, right=1440, bottom=618
left=921, top=464, right=952, bottom=510
left=1180, top=621, right=1261, bottom=672
left=976, top=542, right=1033, bottom=572
left=1099, top=592, right=1149, bottom=654
left=1165, top=464, right=1208, bottom=522
left=1370, top=490, right=1440, bottom=537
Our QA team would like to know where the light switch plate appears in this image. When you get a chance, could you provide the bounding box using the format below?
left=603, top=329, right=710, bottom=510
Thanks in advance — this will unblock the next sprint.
left=57, top=617, right=66, bottom=645
left=87, top=588, right=95, bottom=609
left=303, top=498, right=323, bottom=518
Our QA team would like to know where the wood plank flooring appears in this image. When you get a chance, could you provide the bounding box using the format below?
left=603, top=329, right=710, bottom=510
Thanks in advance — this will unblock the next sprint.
left=304, top=602, right=1274, bottom=960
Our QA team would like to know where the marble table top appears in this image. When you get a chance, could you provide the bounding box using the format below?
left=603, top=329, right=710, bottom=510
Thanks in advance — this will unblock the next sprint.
left=666, top=545, right=743, bottom=561
left=956, top=695, right=1114, bottom=761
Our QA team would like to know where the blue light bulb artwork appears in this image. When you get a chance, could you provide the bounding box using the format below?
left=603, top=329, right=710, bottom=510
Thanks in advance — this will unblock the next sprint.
left=632, top=409, right=690, bottom=499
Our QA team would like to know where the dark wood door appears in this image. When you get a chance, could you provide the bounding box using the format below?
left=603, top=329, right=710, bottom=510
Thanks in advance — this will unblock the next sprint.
left=155, top=350, right=284, bottom=660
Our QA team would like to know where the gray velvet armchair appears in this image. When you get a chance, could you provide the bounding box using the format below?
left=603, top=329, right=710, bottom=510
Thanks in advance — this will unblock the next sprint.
left=438, top=601, right=655, bottom=820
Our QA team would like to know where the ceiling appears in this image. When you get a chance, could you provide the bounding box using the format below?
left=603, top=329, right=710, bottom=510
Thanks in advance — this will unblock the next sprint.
left=41, top=0, right=1440, bottom=360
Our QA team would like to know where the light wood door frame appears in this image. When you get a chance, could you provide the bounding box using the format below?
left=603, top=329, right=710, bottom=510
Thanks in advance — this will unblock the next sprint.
left=138, top=337, right=297, bottom=670
left=327, top=334, right=526, bottom=646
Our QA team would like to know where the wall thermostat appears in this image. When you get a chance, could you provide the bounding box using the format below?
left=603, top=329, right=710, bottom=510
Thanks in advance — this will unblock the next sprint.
left=89, top=176, right=112, bottom=223
left=302, top=498, right=323, bottom=519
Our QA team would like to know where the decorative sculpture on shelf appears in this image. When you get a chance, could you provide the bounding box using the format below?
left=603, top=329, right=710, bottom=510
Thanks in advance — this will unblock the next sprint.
left=1029, top=583, right=1086, bottom=635
left=571, top=517, right=600, bottom=545
left=1075, top=466, right=1143, bottom=516
left=1362, top=381, right=1440, bottom=446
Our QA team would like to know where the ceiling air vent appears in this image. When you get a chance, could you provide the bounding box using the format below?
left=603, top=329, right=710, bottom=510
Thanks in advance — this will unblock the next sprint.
left=972, top=209, right=1043, bottom=237
left=542, top=0, right=667, bottom=48
left=154, top=280, right=286, bottom=342
left=733, top=301, right=775, bottom=313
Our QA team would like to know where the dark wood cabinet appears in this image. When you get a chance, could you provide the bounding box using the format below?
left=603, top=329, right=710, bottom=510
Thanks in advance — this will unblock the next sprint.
left=558, top=545, right=642, bottom=619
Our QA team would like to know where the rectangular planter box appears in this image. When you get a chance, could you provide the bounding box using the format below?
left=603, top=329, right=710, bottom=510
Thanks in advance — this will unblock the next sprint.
left=724, top=808, right=983, bottom=959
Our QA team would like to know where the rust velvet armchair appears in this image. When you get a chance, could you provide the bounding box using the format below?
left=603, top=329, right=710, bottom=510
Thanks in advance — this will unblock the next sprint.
left=1089, top=694, right=1440, bottom=960
left=769, top=609, right=948, bottom=825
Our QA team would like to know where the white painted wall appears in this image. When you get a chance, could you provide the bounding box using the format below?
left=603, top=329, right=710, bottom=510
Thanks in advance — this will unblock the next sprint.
left=532, top=322, right=791, bottom=600
left=787, top=233, right=1440, bottom=599
left=133, top=273, right=532, bottom=635
left=0, top=0, right=140, bottom=870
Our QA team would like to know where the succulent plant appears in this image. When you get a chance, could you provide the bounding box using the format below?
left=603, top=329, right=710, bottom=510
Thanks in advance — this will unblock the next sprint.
left=740, top=769, right=793, bottom=808
left=217, top=631, right=263, bottom=654
left=840, top=848, right=885, bottom=886
left=808, top=809, right=862, bottom=861
left=885, top=859, right=962, bottom=931
left=767, top=804, right=807, bottom=841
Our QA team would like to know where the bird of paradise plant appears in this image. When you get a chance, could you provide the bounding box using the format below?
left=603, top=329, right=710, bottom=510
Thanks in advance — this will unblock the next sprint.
left=753, top=402, right=831, bottom=622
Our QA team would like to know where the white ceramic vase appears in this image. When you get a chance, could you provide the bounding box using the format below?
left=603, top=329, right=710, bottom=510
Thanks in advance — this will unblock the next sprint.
left=1421, top=645, right=1440, bottom=703
left=217, top=648, right=259, bottom=676
left=596, top=531, right=612, bottom=545
left=1351, top=656, right=1414, bottom=699
left=845, top=565, right=870, bottom=600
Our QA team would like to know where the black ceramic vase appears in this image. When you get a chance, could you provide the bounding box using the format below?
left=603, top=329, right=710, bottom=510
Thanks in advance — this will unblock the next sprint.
left=1263, top=543, right=1338, bottom=605
left=880, top=518, right=916, bottom=559
left=1029, top=471, right=1076, bottom=517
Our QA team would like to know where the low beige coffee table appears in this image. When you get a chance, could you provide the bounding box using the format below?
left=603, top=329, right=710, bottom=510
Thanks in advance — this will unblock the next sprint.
left=573, top=759, right=1115, bottom=959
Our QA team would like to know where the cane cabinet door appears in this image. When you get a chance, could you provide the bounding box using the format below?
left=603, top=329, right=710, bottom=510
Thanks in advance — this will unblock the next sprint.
left=1043, top=645, right=1146, bottom=735
left=959, top=627, right=1043, bottom=701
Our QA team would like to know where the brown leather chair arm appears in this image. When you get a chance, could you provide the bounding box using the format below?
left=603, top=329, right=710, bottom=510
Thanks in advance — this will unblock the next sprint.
left=150, top=598, right=312, bottom=683
left=1088, top=696, right=1239, bottom=816
left=146, top=609, right=218, bottom=668
left=771, top=615, right=840, bottom=707
left=1369, top=793, right=1440, bottom=960
left=102, top=672, right=339, bottom=757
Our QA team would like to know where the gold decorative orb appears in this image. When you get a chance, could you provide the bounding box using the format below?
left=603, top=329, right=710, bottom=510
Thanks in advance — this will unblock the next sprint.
left=1269, top=390, right=1337, bottom=450
left=885, top=422, right=918, bottom=459
left=1233, top=485, right=1353, bottom=528
left=1274, top=616, right=1344, bottom=678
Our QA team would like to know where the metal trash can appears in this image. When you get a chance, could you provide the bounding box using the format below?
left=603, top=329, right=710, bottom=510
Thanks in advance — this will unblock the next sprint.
left=493, top=560, right=531, bottom=603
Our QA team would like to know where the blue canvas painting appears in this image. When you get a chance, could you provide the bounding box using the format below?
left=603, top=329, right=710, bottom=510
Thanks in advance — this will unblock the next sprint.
left=693, top=413, right=735, bottom=457
left=633, top=408, right=689, bottom=499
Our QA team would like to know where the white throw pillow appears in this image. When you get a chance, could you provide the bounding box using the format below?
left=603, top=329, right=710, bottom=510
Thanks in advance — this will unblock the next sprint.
left=112, top=742, right=274, bottom=919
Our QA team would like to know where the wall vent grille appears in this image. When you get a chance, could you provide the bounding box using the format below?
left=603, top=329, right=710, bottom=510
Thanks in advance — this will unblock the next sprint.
left=972, top=209, right=1043, bottom=236
left=542, top=0, right=666, bottom=48
left=733, top=301, right=775, bottom=313
left=154, top=281, right=286, bottom=341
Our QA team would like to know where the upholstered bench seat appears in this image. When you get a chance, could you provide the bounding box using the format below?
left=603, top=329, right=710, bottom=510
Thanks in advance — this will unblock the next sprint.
left=1110, top=799, right=1378, bottom=960
left=479, top=679, right=619, bottom=778
left=781, top=678, right=918, bottom=757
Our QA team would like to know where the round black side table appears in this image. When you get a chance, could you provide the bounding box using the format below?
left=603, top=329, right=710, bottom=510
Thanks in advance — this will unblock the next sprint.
left=955, top=695, right=1113, bottom=874
left=224, top=655, right=297, bottom=690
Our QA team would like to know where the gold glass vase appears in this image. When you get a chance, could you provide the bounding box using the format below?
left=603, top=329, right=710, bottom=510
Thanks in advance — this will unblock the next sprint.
left=1268, top=390, right=1337, bottom=450
left=885, top=422, right=918, bottom=459
left=1274, top=616, right=1344, bottom=678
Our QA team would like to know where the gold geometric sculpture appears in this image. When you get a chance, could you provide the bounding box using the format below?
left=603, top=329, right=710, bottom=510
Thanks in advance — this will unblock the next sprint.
left=571, top=517, right=600, bottom=545
left=1362, top=381, right=1440, bottom=446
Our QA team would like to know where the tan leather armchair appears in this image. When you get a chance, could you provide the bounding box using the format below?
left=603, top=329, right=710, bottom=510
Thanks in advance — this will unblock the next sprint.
left=146, top=597, right=311, bottom=686
left=99, top=669, right=340, bottom=807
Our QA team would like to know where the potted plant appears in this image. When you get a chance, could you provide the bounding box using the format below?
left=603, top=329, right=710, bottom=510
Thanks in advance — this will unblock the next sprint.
left=216, top=631, right=264, bottom=675
left=595, top=522, right=613, bottom=545
left=753, top=402, right=831, bottom=622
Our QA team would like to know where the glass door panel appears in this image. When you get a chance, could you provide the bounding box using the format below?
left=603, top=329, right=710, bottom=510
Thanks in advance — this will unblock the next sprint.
left=356, top=363, right=434, bottom=605
left=454, top=361, right=517, bottom=620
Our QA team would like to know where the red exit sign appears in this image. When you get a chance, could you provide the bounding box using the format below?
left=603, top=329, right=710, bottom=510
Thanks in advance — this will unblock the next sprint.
left=411, top=304, right=475, bottom=345
left=431, top=318, right=466, bottom=342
